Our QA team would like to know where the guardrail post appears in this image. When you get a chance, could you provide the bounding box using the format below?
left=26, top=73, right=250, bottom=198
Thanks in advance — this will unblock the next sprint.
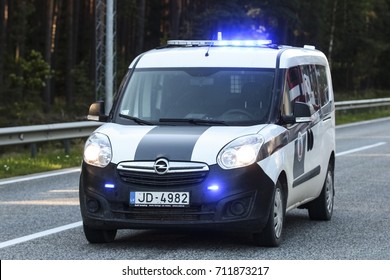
left=63, top=139, right=71, bottom=154
left=31, top=143, right=37, bottom=158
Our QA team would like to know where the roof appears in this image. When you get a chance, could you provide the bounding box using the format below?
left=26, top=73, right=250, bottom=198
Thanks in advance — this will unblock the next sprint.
left=130, top=40, right=329, bottom=69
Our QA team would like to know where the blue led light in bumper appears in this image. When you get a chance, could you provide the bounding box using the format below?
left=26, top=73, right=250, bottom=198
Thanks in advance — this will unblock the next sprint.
left=207, top=185, right=220, bottom=191
left=105, top=183, right=115, bottom=189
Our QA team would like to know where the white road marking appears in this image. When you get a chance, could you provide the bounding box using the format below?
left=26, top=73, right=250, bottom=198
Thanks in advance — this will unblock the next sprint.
left=0, top=167, right=80, bottom=186
left=335, top=116, right=390, bottom=129
left=336, top=142, right=387, bottom=157
left=0, top=221, right=82, bottom=249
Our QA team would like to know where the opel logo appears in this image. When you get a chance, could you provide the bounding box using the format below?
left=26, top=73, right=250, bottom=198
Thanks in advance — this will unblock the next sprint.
left=154, top=158, right=169, bottom=174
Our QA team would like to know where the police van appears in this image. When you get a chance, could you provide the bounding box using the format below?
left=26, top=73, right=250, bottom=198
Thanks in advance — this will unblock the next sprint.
left=80, top=37, right=335, bottom=247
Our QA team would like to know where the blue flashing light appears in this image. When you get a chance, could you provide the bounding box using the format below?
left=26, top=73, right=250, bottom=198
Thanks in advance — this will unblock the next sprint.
left=105, top=183, right=115, bottom=189
left=207, top=185, right=220, bottom=191
left=213, top=39, right=272, bottom=47
left=167, top=38, right=272, bottom=47
left=214, top=31, right=272, bottom=46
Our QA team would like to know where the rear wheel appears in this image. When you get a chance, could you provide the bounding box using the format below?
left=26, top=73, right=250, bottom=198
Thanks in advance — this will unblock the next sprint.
left=308, top=164, right=334, bottom=220
left=83, top=224, right=117, bottom=243
left=253, top=181, right=285, bottom=247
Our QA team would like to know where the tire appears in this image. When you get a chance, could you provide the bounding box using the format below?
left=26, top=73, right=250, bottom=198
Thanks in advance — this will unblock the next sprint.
left=253, top=181, right=285, bottom=247
left=83, top=224, right=117, bottom=243
left=308, top=164, right=334, bottom=221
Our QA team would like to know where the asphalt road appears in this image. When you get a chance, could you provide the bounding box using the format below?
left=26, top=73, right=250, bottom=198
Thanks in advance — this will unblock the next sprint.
left=1, top=118, right=390, bottom=260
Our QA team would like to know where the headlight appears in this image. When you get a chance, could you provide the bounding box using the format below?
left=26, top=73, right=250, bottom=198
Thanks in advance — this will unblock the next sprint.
left=217, top=135, right=264, bottom=169
left=84, top=133, right=112, bottom=167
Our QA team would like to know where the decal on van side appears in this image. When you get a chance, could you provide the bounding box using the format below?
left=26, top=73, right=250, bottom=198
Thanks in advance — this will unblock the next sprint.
left=293, top=131, right=306, bottom=179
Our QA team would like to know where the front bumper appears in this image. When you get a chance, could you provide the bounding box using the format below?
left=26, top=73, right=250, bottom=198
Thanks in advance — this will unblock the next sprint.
left=79, top=161, right=275, bottom=233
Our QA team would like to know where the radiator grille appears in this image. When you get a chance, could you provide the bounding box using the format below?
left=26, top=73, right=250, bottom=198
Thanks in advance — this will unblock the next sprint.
left=117, top=161, right=209, bottom=186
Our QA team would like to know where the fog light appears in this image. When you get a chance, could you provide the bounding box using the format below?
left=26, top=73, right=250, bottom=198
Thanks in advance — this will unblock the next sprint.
left=86, top=198, right=99, bottom=213
left=229, top=201, right=246, bottom=216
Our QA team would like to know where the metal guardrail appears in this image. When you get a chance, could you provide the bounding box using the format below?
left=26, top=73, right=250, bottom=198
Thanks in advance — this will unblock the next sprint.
left=0, top=121, right=101, bottom=147
left=0, top=98, right=389, bottom=149
left=335, top=97, right=390, bottom=110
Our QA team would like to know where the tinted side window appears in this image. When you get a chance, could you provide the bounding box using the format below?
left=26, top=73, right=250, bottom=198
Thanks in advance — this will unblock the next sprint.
left=282, top=66, right=304, bottom=117
left=316, top=65, right=329, bottom=106
left=300, top=65, right=320, bottom=112
left=286, top=66, right=304, bottom=102
left=282, top=64, right=331, bottom=120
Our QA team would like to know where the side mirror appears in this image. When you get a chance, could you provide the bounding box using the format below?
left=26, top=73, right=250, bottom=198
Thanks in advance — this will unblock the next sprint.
left=281, top=102, right=312, bottom=124
left=87, top=101, right=108, bottom=122
left=293, top=102, right=312, bottom=123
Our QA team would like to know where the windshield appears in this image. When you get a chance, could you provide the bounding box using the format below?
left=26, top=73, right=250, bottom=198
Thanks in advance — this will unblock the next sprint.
left=117, top=68, right=274, bottom=125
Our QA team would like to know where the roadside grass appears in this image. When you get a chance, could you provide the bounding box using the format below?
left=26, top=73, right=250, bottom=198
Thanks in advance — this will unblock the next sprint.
left=0, top=141, right=83, bottom=179
left=0, top=105, right=389, bottom=179
left=336, top=107, right=390, bottom=125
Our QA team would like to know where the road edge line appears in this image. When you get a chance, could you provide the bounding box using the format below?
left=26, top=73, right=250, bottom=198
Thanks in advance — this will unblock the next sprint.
left=0, top=221, right=83, bottom=249
left=336, top=142, right=387, bottom=157
left=0, top=167, right=81, bottom=186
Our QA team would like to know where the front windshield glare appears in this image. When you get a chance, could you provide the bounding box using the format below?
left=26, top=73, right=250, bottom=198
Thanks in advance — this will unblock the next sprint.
left=118, top=68, right=274, bottom=125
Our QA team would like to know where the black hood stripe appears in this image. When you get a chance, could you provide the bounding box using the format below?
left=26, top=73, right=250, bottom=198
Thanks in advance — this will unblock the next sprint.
left=134, top=126, right=210, bottom=161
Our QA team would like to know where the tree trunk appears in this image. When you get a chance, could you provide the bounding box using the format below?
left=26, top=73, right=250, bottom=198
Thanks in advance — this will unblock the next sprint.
left=328, top=0, right=338, bottom=69
left=15, top=0, right=27, bottom=62
left=170, top=0, right=182, bottom=38
left=0, top=0, right=7, bottom=84
left=43, top=0, right=54, bottom=113
left=135, top=0, right=145, bottom=55
left=66, top=0, right=74, bottom=108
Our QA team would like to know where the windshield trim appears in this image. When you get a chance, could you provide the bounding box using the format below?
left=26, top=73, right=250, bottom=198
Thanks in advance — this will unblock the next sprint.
left=159, top=117, right=228, bottom=126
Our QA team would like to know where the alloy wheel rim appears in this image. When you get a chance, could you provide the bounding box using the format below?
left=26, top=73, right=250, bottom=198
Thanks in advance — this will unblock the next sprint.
left=325, top=171, right=334, bottom=214
left=273, top=188, right=283, bottom=239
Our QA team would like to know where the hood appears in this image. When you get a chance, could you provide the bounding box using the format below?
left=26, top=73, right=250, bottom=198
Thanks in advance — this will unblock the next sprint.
left=95, top=123, right=268, bottom=165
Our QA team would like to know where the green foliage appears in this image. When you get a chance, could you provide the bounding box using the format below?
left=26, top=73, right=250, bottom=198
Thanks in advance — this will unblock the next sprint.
left=335, top=89, right=390, bottom=101
left=71, top=61, right=95, bottom=112
left=9, top=50, right=52, bottom=92
left=0, top=0, right=389, bottom=128
left=0, top=50, right=53, bottom=126
left=329, top=0, right=390, bottom=91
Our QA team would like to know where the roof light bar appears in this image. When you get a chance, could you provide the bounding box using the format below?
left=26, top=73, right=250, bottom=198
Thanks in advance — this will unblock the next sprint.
left=167, top=39, right=272, bottom=47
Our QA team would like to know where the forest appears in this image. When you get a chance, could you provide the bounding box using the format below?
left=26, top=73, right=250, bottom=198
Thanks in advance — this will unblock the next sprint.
left=0, top=0, right=390, bottom=127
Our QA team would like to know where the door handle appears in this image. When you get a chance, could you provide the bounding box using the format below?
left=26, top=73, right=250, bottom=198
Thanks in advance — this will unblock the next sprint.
left=307, top=129, right=314, bottom=151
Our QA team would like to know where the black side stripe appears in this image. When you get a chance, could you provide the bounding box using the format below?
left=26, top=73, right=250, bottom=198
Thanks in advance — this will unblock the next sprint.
left=258, top=131, right=289, bottom=160
left=258, top=123, right=308, bottom=160
left=134, top=126, right=210, bottom=161
left=293, top=165, right=321, bottom=188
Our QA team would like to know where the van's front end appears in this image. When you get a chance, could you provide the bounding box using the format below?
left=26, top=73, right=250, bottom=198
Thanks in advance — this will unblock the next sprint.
left=79, top=123, right=279, bottom=230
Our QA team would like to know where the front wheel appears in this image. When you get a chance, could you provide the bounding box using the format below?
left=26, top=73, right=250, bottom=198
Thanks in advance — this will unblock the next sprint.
left=308, top=164, right=334, bottom=221
left=83, top=224, right=117, bottom=243
left=253, top=181, right=285, bottom=247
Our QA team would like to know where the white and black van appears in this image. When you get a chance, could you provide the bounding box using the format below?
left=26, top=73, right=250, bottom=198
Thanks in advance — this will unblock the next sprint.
left=80, top=38, right=335, bottom=247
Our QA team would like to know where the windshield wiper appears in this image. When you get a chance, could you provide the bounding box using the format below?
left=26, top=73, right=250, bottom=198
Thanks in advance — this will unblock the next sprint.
left=159, top=118, right=227, bottom=126
left=119, top=114, right=154, bottom=125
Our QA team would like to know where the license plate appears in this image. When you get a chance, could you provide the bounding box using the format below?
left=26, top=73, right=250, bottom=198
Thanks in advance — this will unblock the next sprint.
left=130, top=191, right=190, bottom=207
